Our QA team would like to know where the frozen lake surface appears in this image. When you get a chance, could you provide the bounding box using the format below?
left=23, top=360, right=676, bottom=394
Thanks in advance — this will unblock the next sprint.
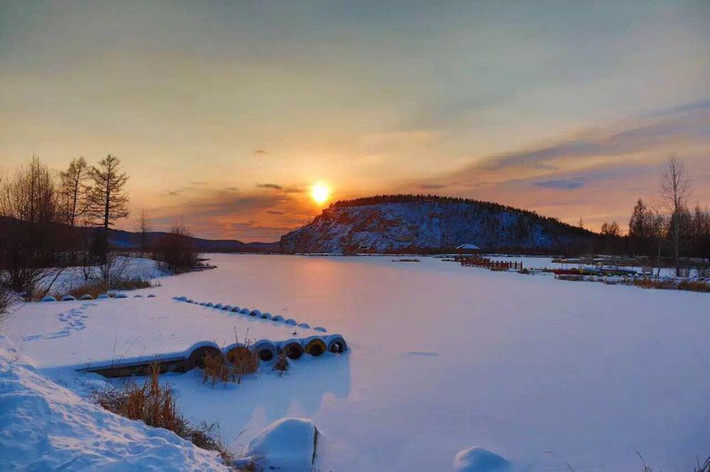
left=4, top=254, right=709, bottom=471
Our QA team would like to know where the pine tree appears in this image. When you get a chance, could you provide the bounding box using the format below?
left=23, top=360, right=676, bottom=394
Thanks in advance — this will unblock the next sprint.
left=58, top=157, right=89, bottom=227
left=85, top=155, right=129, bottom=262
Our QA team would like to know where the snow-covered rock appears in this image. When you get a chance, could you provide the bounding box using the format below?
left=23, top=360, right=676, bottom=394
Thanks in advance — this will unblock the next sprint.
left=246, top=418, right=319, bottom=472
left=280, top=197, right=597, bottom=253
left=453, top=447, right=512, bottom=472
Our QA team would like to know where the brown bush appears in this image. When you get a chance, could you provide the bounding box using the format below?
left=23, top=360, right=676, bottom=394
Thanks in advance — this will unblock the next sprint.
left=93, top=364, right=235, bottom=464
left=273, top=351, right=289, bottom=375
left=677, top=280, right=710, bottom=293
left=47, top=277, right=153, bottom=301
left=203, top=342, right=260, bottom=386
left=632, top=278, right=710, bottom=293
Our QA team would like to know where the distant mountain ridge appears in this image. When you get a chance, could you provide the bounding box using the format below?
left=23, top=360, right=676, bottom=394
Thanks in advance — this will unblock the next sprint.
left=0, top=216, right=280, bottom=253
left=106, top=228, right=279, bottom=252
left=280, top=195, right=599, bottom=254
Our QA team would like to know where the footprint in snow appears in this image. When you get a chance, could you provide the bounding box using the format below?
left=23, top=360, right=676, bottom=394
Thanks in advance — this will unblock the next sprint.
left=47, top=330, right=71, bottom=339
left=22, top=334, right=44, bottom=342
left=69, top=320, right=85, bottom=330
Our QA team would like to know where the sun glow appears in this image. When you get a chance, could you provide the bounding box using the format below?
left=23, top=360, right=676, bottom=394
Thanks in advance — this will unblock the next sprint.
left=310, top=182, right=331, bottom=205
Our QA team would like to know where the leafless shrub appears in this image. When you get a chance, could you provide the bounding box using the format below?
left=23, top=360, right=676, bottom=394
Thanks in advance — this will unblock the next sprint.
left=93, top=364, right=235, bottom=464
left=273, top=351, right=290, bottom=375
left=44, top=277, right=152, bottom=301
left=0, top=284, right=16, bottom=325
left=152, top=223, right=199, bottom=273
left=203, top=332, right=260, bottom=386
left=695, top=456, right=710, bottom=472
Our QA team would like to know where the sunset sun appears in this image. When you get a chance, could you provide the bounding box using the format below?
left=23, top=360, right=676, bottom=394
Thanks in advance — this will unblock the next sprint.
left=310, top=182, right=331, bottom=205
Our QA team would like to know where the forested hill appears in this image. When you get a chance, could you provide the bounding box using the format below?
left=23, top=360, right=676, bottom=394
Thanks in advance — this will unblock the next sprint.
left=280, top=195, right=599, bottom=254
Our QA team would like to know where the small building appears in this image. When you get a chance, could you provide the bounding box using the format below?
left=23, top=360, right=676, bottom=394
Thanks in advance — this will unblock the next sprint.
left=456, top=243, right=481, bottom=254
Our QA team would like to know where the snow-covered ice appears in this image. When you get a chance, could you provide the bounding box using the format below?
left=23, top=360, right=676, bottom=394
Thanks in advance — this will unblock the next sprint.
left=2, top=254, right=709, bottom=471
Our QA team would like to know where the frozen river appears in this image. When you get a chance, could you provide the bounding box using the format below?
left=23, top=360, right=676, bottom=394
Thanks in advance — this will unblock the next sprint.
left=161, top=254, right=709, bottom=471
left=6, top=254, right=709, bottom=471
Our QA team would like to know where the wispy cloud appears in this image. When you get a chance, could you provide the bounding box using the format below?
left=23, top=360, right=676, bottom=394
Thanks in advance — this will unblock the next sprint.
left=419, top=183, right=448, bottom=190
left=476, top=100, right=709, bottom=172
left=534, top=178, right=585, bottom=190
left=257, top=183, right=283, bottom=190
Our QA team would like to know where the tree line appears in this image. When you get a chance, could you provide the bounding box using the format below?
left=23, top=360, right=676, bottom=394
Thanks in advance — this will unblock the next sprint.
left=0, top=155, right=198, bottom=303
left=597, top=156, right=709, bottom=275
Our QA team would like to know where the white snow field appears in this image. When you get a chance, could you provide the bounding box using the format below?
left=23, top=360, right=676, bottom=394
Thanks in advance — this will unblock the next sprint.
left=2, top=254, right=709, bottom=471
left=0, top=344, right=228, bottom=471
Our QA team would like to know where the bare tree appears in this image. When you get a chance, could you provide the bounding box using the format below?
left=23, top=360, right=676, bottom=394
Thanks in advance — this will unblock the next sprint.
left=0, top=155, right=57, bottom=224
left=58, top=157, right=89, bottom=227
left=660, top=155, right=691, bottom=276
left=0, top=156, right=61, bottom=298
left=85, top=155, right=129, bottom=263
left=137, top=208, right=151, bottom=257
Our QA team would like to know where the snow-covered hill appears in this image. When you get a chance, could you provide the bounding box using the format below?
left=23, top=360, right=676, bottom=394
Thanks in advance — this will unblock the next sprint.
left=280, top=196, right=596, bottom=253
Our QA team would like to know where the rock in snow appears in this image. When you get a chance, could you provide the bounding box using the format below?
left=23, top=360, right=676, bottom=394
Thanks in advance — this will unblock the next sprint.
left=246, top=418, right=319, bottom=472
left=453, top=447, right=512, bottom=472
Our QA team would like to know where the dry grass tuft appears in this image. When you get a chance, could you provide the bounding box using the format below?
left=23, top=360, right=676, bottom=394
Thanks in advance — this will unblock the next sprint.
left=202, top=331, right=260, bottom=386
left=695, top=456, right=710, bottom=472
left=273, top=351, right=289, bottom=375
left=632, top=278, right=710, bottom=292
left=42, top=277, right=153, bottom=301
left=202, top=350, right=231, bottom=385
left=93, top=364, right=235, bottom=464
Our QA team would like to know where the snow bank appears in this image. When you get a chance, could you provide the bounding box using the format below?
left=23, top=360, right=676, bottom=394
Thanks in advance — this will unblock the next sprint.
left=454, top=447, right=512, bottom=472
left=0, top=350, right=228, bottom=471
left=246, top=418, right=319, bottom=472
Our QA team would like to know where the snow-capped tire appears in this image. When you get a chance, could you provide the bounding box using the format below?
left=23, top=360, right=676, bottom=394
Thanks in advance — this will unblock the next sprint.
left=261, top=312, right=272, bottom=320
left=297, top=322, right=310, bottom=329
left=214, top=303, right=223, bottom=309
left=314, top=326, right=327, bottom=333
left=272, top=315, right=285, bottom=322
left=304, top=337, right=327, bottom=357
left=147, top=294, right=155, bottom=298
left=222, top=305, right=232, bottom=311
left=285, top=318, right=297, bottom=326
left=79, top=294, right=93, bottom=300
left=62, top=295, right=77, bottom=301
left=114, top=293, right=128, bottom=299
left=185, top=343, right=223, bottom=370
left=252, top=339, right=278, bottom=362
left=240, top=308, right=250, bottom=314
left=231, top=306, right=241, bottom=312
left=325, top=334, right=347, bottom=353
left=97, top=293, right=109, bottom=299
left=249, top=309, right=261, bottom=317
left=280, top=340, right=304, bottom=360
left=41, top=296, right=57, bottom=302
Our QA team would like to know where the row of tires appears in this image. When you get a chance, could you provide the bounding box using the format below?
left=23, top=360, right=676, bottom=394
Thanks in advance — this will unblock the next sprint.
left=174, top=296, right=327, bottom=333
left=42, top=293, right=155, bottom=302
left=185, top=334, right=348, bottom=370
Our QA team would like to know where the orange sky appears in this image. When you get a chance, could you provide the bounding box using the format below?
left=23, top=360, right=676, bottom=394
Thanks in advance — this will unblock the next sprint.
left=1, top=1, right=708, bottom=241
